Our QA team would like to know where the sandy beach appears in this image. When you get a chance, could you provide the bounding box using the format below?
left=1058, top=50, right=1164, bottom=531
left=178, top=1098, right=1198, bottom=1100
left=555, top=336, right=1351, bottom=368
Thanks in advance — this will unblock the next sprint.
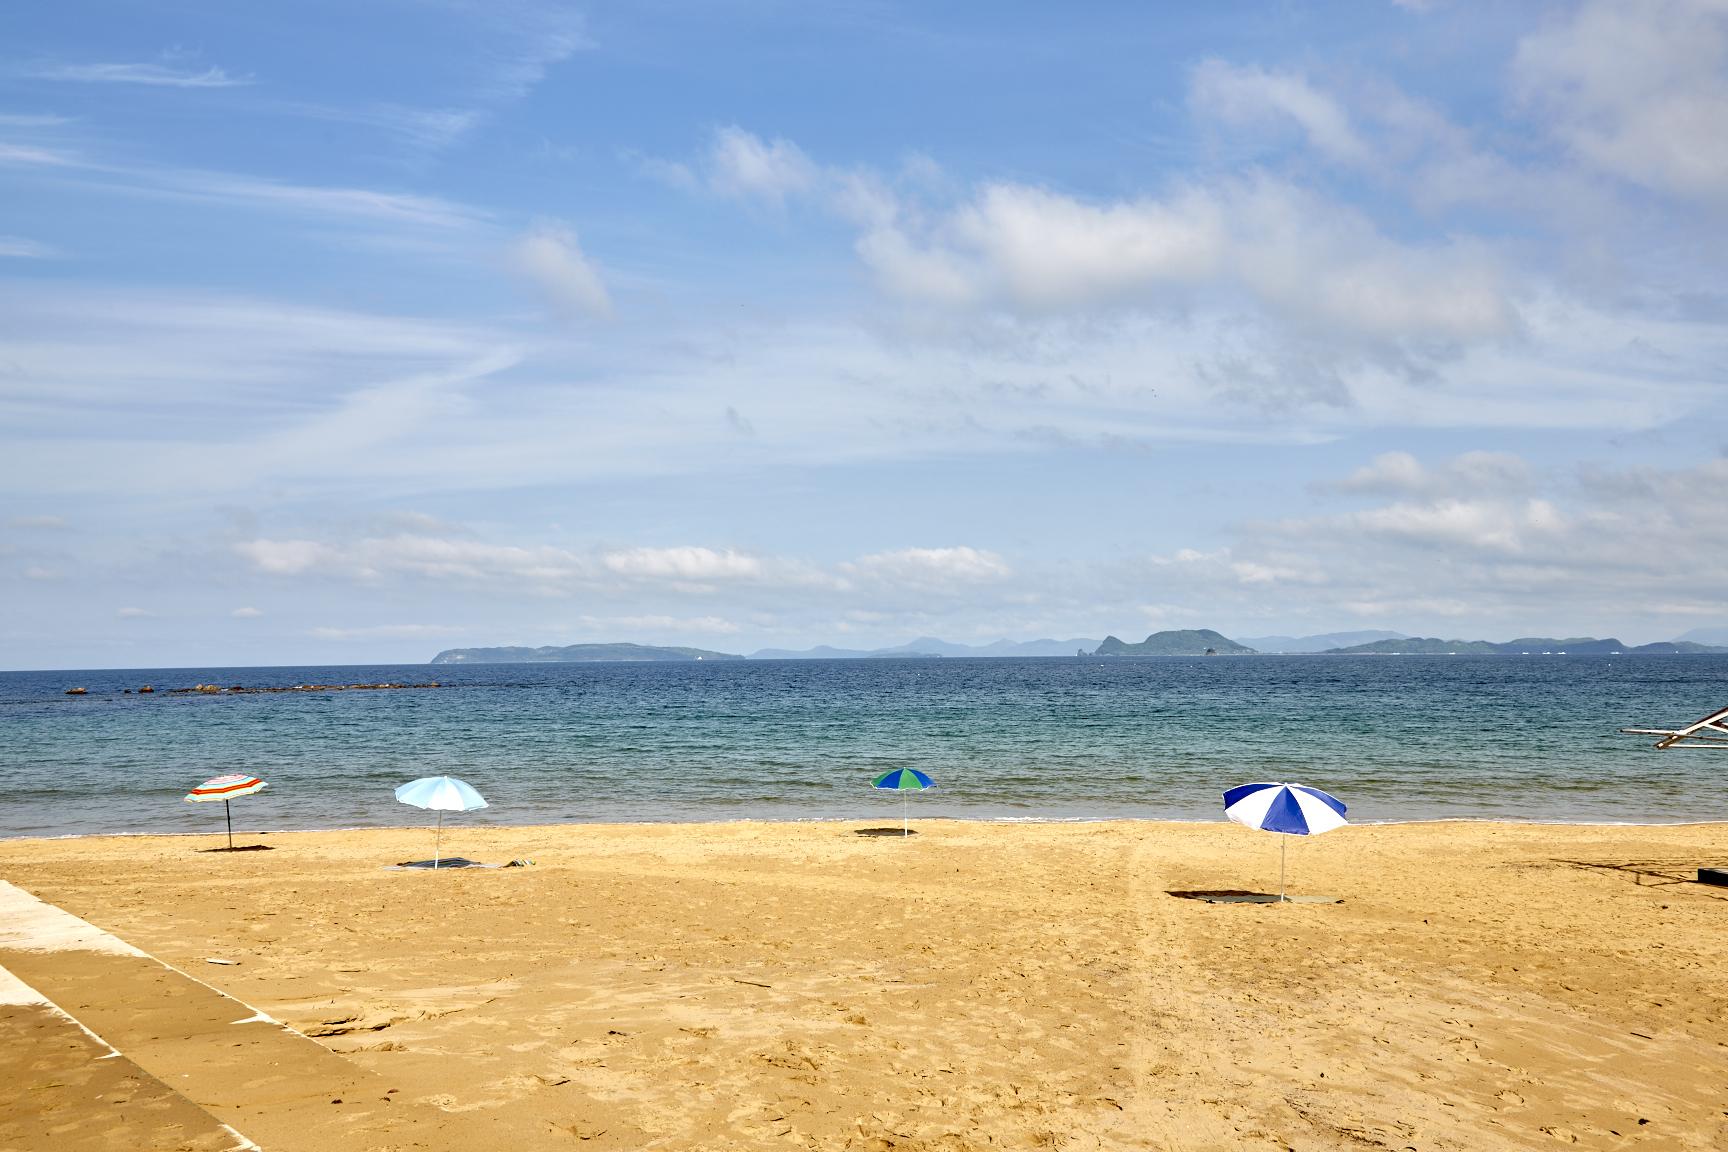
left=2, top=819, right=1725, bottom=1151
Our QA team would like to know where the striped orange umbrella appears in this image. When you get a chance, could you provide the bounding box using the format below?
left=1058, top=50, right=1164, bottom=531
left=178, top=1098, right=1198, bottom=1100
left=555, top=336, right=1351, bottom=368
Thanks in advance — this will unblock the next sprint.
left=185, top=774, right=268, bottom=849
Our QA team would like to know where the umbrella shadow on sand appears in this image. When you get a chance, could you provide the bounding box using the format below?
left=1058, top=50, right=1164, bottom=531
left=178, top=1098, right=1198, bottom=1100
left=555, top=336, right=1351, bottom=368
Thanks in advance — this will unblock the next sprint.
left=198, top=844, right=275, bottom=854
left=1554, top=858, right=1728, bottom=898
left=855, top=826, right=919, bottom=837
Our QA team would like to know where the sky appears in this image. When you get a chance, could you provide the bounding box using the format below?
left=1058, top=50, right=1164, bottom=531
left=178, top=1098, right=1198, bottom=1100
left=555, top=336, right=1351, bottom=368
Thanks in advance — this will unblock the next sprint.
left=3, top=0, right=1728, bottom=669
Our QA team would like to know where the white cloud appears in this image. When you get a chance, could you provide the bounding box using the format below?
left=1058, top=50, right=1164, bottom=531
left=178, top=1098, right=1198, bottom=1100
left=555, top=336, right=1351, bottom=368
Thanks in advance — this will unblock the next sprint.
left=231, top=606, right=263, bottom=618
left=600, top=547, right=765, bottom=581
left=7, top=515, right=67, bottom=529
left=1336, top=450, right=1530, bottom=497
left=229, top=529, right=1008, bottom=613
left=842, top=546, right=1012, bottom=587
left=858, top=176, right=1515, bottom=353
left=1199, top=453, right=1728, bottom=634
left=954, top=184, right=1226, bottom=307
left=510, top=220, right=613, bottom=320
left=1345, top=496, right=1565, bottom=554
left=1190, top=60, right=1370, bottom=164
left=1515, top=0, right=1728, bottom=203
left=309, top=623, right=464, bottom=640
left=573, top=613, right=742, bottom=635
left=234, top=539, right=337, bottom=575
left=32, top=62, right=252, bottom=88
left=706, top=126, right=819, bottom=205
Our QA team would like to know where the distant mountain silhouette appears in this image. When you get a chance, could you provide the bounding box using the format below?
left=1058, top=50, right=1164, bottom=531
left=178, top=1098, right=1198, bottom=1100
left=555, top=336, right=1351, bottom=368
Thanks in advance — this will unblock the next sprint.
left=750, top=637, right=1101, bottom=659
left=1322, top=636, right=1728, bottom=655
left=1236, top=630, right=1408, bottom=653
left=431, top=643, right=744, bottom=664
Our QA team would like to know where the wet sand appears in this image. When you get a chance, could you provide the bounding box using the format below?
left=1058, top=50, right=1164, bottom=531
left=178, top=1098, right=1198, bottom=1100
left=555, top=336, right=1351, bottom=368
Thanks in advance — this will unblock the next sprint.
left=1, top=820, right=1725, bottom=1150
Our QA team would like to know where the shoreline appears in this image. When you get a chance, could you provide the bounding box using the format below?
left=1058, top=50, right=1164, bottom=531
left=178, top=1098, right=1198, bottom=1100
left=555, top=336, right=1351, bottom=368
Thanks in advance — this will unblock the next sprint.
left=9, top=812, right=1728, bottom=845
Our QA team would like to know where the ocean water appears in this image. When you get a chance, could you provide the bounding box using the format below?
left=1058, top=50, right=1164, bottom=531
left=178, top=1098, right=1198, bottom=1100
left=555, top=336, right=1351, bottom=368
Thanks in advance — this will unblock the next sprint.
left=2, top=656, right=1725, bottom=838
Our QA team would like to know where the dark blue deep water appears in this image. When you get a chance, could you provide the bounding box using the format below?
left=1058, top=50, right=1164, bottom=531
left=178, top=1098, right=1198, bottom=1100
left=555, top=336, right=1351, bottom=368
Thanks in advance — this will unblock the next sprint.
left=3, top=655, right=1725, bottom=837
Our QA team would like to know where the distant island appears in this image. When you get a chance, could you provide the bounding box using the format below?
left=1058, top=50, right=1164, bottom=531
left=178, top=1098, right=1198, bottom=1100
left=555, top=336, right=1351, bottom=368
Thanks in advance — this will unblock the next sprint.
left=750, top=637, right=1101, bottom=660
left=430, top=630, right=1728, bottom=664
left=1095, top=629, right=1256, bottom=656
left=430, top=643, right=745, bottom=664
left=1322, top=636, right=1728, bottom=655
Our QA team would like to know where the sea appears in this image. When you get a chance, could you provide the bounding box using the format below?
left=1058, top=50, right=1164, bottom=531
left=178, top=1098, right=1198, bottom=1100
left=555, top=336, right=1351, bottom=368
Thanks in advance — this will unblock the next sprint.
left=2, top=655, right=1725, bottom=839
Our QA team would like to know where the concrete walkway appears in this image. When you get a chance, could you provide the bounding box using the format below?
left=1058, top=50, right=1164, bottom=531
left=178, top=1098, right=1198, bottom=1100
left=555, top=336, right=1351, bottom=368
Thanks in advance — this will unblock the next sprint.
left=0, top=881, right=490, bottom=1152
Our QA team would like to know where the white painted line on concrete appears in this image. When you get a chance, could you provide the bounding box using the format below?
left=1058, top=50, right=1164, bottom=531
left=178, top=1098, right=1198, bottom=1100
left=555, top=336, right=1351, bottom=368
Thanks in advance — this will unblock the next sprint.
left=0, top=880, right=148, bottom=956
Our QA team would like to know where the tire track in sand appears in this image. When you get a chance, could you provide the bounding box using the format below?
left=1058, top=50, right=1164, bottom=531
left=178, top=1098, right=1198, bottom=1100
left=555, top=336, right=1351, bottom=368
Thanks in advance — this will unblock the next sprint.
left=1101, top=834, right=1254, bottom=1152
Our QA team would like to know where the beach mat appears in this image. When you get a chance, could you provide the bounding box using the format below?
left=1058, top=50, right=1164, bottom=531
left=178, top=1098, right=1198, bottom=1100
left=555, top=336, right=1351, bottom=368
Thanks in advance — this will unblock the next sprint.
left=388, top=857, right=498, bottom=870
left=1168, top=890, right=1342, bottom=904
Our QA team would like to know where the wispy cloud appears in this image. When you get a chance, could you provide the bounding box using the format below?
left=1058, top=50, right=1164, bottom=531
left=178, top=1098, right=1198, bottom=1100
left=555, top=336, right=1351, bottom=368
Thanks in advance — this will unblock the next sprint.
left=31, top=62, right=252, bottom=88
left=276, top=102, right=482, bottom=153
left=510, top=220, right=612, bottom=320
left=472, top=3, right=591, bottom=102
left=0, top=236, right=56, bottom=258
left=0, top=113, right=71, bottom=128
left=0, top=139, right=487, bottom=231
left=0, top=141, right=81, bottom=167
left=571, top=613, right=742, bottom=635
left=309, top=623, right=464, bottom=639
left=149, top=168, right=487, bottom=229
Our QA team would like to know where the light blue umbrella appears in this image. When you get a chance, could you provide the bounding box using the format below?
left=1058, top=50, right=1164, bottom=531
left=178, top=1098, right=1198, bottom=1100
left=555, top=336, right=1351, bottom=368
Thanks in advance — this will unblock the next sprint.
left=1222, top=782, right=1347, bottom=901
left=395, top=776, right=487, bottom=869
left=872, top=768, right=933, bottom=838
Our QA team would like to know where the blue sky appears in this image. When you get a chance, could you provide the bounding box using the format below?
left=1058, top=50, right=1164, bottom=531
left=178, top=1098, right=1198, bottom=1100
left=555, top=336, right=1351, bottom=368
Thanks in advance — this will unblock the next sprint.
left=4, top=0, right=1728, bottom=668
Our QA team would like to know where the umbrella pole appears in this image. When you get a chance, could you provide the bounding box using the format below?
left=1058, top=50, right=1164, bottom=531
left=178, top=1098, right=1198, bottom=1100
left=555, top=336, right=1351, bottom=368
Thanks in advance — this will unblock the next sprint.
left=1279, top=836, right=1287, bottom=903
left=225, top=799, right=233, bottom=850
left=903, top=793, right=909, bottom=838
left=435, top=811, right=443, bottom=870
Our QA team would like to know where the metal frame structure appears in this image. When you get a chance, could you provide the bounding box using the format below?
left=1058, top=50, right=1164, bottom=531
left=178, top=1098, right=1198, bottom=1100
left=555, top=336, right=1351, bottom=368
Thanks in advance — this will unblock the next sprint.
left=1622, top=703, right=1728, bottom=749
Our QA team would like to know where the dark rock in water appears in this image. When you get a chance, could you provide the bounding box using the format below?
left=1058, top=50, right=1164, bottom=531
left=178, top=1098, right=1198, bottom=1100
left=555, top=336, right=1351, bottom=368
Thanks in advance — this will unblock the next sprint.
left=165, top=681, right=441, bottom=697
left=64, top=687, right=87, bottom=695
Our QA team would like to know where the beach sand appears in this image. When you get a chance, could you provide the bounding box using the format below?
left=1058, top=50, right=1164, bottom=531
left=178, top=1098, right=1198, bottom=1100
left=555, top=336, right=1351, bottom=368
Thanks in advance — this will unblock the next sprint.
left=1, top=820, right=1724, bottom=1150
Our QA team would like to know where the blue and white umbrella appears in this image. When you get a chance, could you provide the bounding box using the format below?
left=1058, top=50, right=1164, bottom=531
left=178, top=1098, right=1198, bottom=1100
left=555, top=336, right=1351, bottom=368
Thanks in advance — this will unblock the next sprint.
left=395, top=776, right=487, bottom=869
left=1222, top=782, right=1347, bottom=901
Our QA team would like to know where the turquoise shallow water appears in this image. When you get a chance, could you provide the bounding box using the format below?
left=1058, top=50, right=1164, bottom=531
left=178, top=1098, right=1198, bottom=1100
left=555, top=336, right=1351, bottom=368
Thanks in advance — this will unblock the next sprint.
left=2, top=655, right=1726, bottom=838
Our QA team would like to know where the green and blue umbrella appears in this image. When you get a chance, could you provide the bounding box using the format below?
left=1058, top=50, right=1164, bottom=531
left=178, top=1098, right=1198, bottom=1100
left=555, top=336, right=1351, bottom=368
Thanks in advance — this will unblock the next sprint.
left=872, top=768, right=933, bottom=837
